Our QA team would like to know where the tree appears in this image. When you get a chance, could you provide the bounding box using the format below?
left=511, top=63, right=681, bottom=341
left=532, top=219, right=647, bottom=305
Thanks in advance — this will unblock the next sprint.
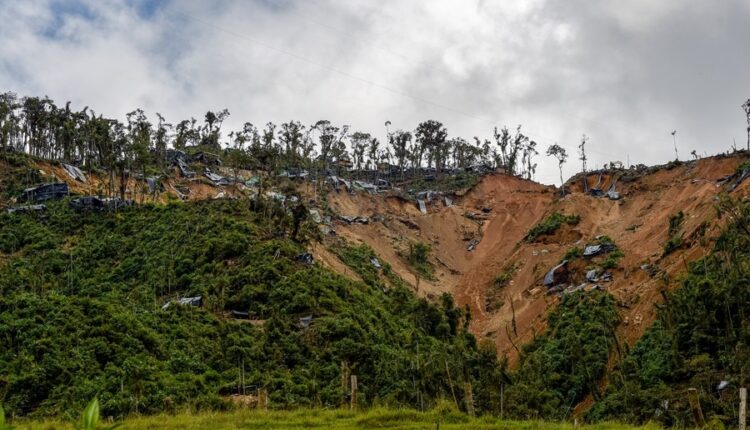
left=742, top=99, right=750, bottom=151
left=415, top=120, right=448, bottom=177
left=350, top=132, right=370, bottom=177
left=578, top=134, right=588, bottom=173
left=201, top=109, right=230, bottom=148
left=389, top=130, right=411, bottom=177
left=546, top=143, right=568, bottom=195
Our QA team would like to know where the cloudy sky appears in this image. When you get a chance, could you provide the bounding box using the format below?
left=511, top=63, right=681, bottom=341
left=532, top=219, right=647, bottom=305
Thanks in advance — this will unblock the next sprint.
left=1, top=0, right=749, bottom=183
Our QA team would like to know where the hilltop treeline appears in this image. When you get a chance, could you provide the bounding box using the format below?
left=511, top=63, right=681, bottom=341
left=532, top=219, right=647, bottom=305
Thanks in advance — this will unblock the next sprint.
left=0, top=93, right=540, bottom=181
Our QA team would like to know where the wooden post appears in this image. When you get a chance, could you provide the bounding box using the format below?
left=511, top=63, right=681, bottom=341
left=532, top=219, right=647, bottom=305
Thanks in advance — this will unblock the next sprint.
left=258, top=388, right=268, bottom=411
left=687, top=388, right=705, bottom=427
left=500, top=384, right=504, bottom=420
left=464, top=382, right=475, bottom=417
left=350, top=375, right=358, bottom=410
left=740, top=387, right=747, bottom=430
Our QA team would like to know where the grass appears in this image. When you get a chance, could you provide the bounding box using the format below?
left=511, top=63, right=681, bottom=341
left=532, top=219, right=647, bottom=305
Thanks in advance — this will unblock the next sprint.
left=11, top=408, right=659, bottom=430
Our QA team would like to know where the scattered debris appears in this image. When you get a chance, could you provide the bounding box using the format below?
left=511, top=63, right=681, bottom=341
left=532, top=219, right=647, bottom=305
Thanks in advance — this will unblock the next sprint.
left=543, top=260, right=569, bottom=287
left=717, top=381, right=731, bottom=391
left=370, top=257, right=382, bottom=269
left=279, top=169, right=309, bottom=180
left=299, top=315, right=313, bottom=328
left=464, top=211, right=489, bottom=220
left=417, top=199, right=427, bottom=214
left=563, top=283, right=587, bottom=295
left=162, top=295, right=203, bottom=310
left=18, top=183, right=69, bottom=203
left=467, top=238, right=480, bottom=251
left=294, top=253, right=314, bottom=265
left=62, top=163, right=87, bottom=182
left=193, top=151, right=222, bottom=166
left=583, top=243, right=616, bottom=257
left=231, top=310, right=250, bottom=319
left=166, top=149, right=187, bottom=164
left=327, top=176, right=352, bottom=192
left=353, top=180, right=378, bottom=193
left=6, top=204, right=46, bottom=214
left=70, top=196, right=133, bottom=211
left=444, top=197, right=453, bottom=207
left=586, top=269, right=599, bottom=282
left=605, top=179, right=621, bottom=200
left=146, top=177, right=163, bottom=193
left=375, top=179, right=391, bottom=191
left=717, top=166, right=750, bottom=192
left=176, top=158, right=196, bottom=178
left=641, top=263, right=660, bottom=277
left=339, top=215, right=369, bottom=225
left=309, top=208, right=323, bottom=224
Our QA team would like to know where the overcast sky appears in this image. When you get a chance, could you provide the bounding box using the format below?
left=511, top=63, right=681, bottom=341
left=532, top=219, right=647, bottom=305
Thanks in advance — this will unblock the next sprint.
left=1, top=0, right=749, bottom=184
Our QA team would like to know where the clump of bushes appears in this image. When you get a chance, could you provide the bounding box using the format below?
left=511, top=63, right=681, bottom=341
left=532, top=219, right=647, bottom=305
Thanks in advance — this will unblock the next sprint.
left=485, top=263, right=518, bottom=312
left=405, top=241, right=434, bottom=280
left=504, top=291, right=619, bottom=420
left=524, top=212, right=580, bottom=242
left=663, top=210, right=685, bottom=256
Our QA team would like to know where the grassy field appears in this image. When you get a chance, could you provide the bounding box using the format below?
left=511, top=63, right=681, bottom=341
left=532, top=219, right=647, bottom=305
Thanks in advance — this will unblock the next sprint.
left=13, top=408, right=657, bottom=430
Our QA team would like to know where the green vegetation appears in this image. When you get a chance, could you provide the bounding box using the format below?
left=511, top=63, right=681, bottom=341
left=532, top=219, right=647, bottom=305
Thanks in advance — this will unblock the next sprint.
left=505, top=291, right=620, bottom=420
left=8, top=407, right=656, bottom=430
left=406, top=171, right=481, bottom=194
left=75, top=399, right=119, bottom=430
left=485, top=263, right=518, bottom=312
left=330, top=242, right=405, bottom=290
left=662, top=211, right=685, bottom=256
left=405, top=241, right=434, bottom=280
left=563, top=246, right=582, bottom=261
left=525, top=212, right=581, bottom=242
left=0, top=199, right=501, bottom=418
left=589, top=197, right=750, bottom=427
left=600, top=249, right=624, bottom=270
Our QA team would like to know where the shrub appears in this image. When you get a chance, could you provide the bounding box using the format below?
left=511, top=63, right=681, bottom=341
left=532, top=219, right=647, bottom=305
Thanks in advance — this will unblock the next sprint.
left=525, top=212, right=580, bottom=242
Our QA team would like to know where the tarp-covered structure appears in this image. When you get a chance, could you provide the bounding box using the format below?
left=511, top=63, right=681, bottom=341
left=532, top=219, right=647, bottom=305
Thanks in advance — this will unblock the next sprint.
left=18, top=183, right=69, bottom=203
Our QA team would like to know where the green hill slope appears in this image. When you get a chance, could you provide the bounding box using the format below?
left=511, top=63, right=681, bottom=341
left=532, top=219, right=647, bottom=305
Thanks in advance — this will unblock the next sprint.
left=0, top=199, right=501, bottom=418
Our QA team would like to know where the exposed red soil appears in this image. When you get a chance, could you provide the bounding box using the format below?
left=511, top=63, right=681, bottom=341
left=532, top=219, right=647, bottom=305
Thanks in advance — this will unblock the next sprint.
left=323, top=154, right=750, bottom=367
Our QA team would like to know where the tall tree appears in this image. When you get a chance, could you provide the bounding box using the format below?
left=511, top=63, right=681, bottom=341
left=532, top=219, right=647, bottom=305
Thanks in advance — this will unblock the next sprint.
left=389, top=130, right=411, bottom=177
left=546, top=143, right=568, bottom=195
left=578, top=134, right=588, bottom=173
left=415, top=120, right=448, bottom=177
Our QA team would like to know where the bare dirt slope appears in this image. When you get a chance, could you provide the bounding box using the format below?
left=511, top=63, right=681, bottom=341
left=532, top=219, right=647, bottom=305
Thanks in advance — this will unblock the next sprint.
left=325, top=154, right=750, bottom=364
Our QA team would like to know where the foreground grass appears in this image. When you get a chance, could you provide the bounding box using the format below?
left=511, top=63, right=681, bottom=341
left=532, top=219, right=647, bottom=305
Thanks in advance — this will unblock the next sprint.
left=14, top=408, right=658, bottom=430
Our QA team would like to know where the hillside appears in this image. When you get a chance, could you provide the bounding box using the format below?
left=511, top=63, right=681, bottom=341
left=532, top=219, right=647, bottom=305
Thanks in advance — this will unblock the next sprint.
left=321, top=154, right=750, bottom=362
left=0, top=196, right=501, bottom=417
left=2, top=149, right=750, bottom=426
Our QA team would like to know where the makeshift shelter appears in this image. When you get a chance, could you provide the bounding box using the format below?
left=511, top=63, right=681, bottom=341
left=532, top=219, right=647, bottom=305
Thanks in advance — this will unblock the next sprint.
left=18, top=183, right=69, bottom=203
